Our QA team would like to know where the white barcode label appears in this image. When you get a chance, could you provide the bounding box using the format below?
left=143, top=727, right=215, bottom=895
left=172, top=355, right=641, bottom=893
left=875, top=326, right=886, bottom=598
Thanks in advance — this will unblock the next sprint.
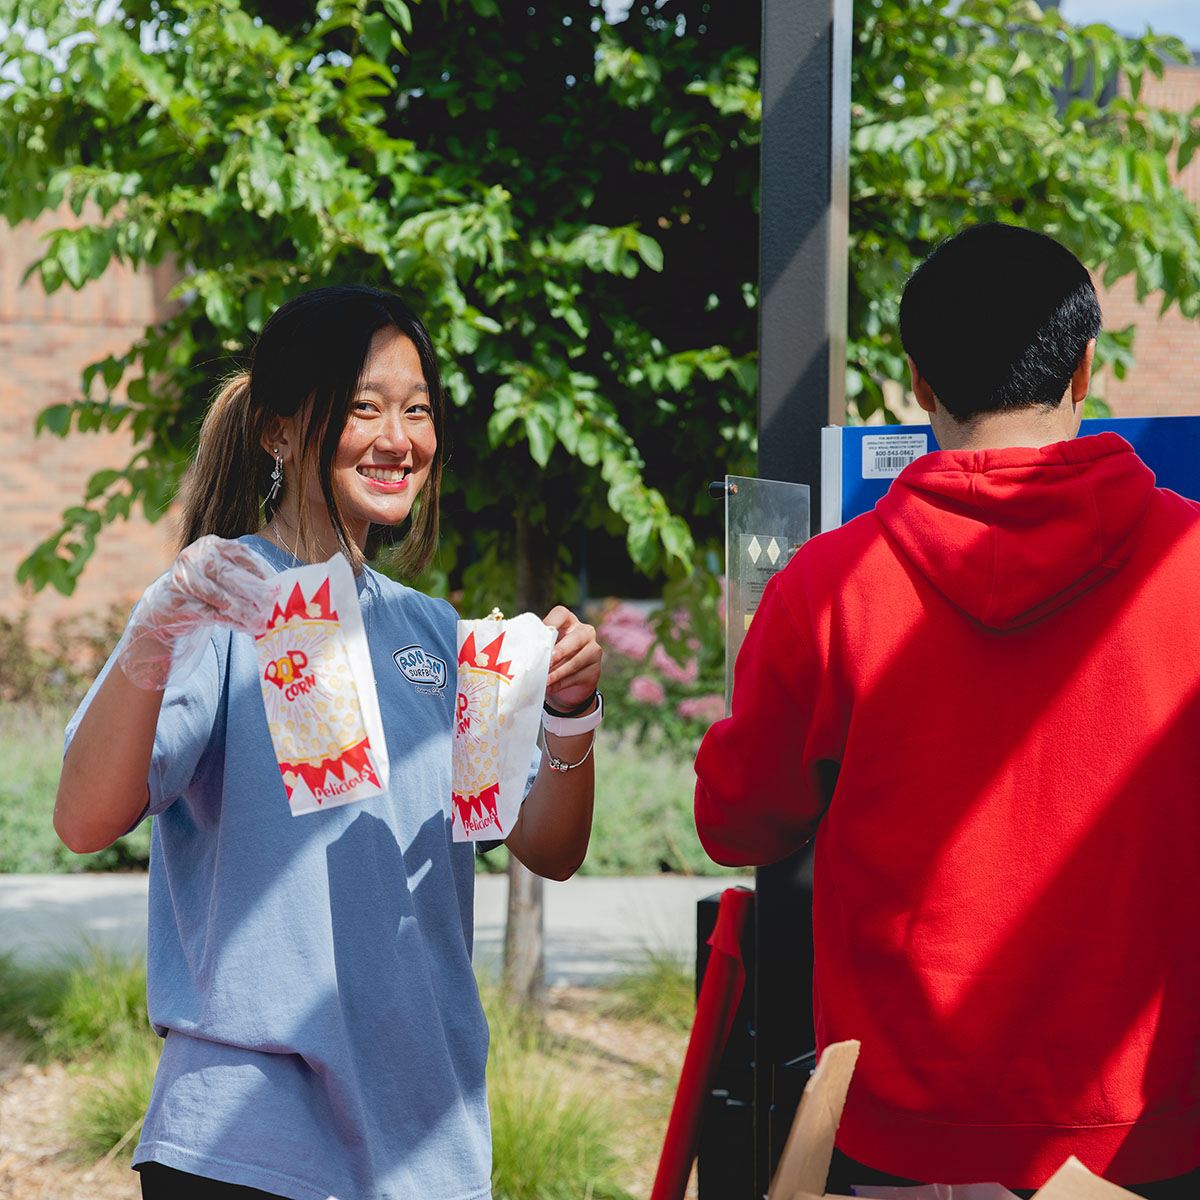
left=862, top=433, right=928, bottom=479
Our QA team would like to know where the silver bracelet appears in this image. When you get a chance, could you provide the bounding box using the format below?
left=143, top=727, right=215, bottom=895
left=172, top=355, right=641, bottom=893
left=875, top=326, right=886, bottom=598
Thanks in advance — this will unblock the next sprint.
left=542, top=727, right=597, bottom=773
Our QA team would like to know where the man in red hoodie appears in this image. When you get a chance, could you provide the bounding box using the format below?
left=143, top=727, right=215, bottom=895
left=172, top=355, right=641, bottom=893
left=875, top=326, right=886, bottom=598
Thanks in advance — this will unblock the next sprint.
left=694, top=223, right=1200, bottom=1195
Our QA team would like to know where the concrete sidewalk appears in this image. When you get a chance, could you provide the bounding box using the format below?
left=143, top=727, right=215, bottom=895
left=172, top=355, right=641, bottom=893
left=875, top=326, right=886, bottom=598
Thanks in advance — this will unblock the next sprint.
left=0, top=872, right=752, bottom=986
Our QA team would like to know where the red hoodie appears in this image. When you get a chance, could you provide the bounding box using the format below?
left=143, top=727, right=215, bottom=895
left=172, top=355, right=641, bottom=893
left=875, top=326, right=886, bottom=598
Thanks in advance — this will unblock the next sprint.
left=694, top=433, right=1200, bottom=1186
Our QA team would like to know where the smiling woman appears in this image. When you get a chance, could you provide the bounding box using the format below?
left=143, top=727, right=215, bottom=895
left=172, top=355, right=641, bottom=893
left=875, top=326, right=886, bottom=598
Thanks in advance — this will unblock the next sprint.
left=51, top=284, right=604, bottom=1200
left=272, top=325, right=439, bottom=557
left=176, top=285, right=447, bottom=578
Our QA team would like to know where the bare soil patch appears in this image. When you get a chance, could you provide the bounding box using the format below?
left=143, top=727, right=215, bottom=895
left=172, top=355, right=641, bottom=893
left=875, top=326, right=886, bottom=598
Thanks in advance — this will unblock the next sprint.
left=0, top=1036, right=138, bottom=1199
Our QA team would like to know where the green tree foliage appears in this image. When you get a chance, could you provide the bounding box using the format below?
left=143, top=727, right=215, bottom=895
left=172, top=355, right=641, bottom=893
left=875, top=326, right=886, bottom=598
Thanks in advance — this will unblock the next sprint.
left=4, top=1, right=1200, bottom=598
left=849, top=0, right=1200, bottom=420
left=0, top=0, right=759, bottom=599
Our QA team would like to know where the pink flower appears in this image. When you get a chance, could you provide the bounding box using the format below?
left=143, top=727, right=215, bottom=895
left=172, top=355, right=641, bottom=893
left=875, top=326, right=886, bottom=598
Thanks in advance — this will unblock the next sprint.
left=652, top=643, right=699, bottom=685
left=676, top=694, right=726, bottom=725
left=598, top=603, right=655, bottom=661
left=668, top=608, right=692, bottom=635
left=629, top=675, right=667, bottom=706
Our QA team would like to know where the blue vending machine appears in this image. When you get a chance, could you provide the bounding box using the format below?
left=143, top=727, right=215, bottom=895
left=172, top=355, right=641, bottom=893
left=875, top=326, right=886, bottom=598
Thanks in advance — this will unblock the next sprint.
left=821, top=416, right=1200, bottom=529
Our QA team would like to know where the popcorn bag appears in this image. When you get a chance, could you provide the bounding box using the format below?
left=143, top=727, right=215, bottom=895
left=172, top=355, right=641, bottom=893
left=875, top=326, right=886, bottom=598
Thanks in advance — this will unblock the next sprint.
left=255, top=555, right=390, bottom=816
left=452, top=612, right=556, bottom=841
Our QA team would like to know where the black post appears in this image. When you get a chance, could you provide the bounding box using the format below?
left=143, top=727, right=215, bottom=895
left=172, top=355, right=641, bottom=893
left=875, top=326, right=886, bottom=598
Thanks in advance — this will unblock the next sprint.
left=753, top=0, right=850, bottom=1196
left=758, top=0, right=850, bottom=493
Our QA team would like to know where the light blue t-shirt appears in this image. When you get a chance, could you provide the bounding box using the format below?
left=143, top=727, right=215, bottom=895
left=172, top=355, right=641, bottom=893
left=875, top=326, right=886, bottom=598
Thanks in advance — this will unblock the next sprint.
left=67, top=537, right=493, bottom=1200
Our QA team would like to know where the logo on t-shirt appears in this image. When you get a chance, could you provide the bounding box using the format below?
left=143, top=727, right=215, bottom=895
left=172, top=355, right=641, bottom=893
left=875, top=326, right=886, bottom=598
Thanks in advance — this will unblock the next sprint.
left=392, top=644, right=448, bottom=695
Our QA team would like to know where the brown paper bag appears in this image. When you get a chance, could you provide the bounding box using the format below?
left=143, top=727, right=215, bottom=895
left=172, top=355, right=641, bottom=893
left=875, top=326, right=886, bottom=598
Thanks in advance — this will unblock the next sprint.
left=768, top=1041, right=1138, bottom=1200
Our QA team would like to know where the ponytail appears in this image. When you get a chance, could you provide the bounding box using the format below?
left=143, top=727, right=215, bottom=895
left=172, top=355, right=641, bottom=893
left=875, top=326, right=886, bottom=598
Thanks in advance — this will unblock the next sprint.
left=177, top=372, right=269, bottom=550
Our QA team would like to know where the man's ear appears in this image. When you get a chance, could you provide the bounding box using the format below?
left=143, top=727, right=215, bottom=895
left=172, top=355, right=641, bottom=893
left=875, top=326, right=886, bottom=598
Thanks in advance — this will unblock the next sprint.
left=1070, top=338, right=1096, bottom=410
left=907, top=356, right=938, bottom=415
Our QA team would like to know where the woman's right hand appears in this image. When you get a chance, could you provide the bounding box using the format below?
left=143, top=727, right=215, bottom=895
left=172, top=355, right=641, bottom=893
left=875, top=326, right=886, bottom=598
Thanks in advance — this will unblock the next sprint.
left=116, top=535, right=275, bottom=690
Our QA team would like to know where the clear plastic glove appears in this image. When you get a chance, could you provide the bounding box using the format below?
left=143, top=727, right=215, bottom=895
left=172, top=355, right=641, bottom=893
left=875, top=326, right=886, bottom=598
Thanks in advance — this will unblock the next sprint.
left=116, top=535, right=276, bottom=690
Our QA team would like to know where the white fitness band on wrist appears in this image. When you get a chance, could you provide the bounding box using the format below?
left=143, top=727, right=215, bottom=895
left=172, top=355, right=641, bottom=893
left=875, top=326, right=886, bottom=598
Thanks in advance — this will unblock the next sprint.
left=541, top=691, right=604, bottom=737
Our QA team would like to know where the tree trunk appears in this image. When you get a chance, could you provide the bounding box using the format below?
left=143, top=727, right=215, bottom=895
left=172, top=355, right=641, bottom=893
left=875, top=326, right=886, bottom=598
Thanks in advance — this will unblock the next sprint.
left=501, top=510, right=558, bottom=1009
left=502, top=857, right=544, bottom=1009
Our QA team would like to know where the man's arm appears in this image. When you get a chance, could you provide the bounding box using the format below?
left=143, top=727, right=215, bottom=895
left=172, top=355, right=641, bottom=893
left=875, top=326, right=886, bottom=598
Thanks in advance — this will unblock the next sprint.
left=694, top=572, right=836, bottom=866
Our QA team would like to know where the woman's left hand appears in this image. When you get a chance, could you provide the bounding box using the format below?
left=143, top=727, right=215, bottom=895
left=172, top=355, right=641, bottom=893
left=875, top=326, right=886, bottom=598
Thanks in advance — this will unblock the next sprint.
left=542, top=606, right=602, bottom=710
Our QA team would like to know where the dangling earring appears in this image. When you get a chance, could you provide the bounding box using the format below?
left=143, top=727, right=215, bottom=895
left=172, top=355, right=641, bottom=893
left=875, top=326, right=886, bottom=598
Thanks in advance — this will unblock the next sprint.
left=266, top=449, right=283, bottom=504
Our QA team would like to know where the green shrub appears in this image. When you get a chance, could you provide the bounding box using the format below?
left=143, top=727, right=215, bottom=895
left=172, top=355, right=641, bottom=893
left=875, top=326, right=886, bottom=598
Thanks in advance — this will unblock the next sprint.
left=0, top=610, right=123, bottom=707
left=607, top=949, right=696, bottom=1034
left=483, top=984, right=633, bottom=1200
left=480, top=727, right=741, bottom=878
left=2, top=603, right=734, bottom=877
left=0, top=703, right=74, bottom=874
left=599, top=650, right=717, bottom=758
left=0, top=703, right=152, bottom=873
left=38, top=949, right=150, bottom=1062
left=70, top=1035, right=159, bottom=1164
left=0, top=614, right=72, bottom=707
left=0, top=948, right=150, bottom=1062
left=0, top=952, right=71, bottom=1043
left=473, top=727, right=728, bottom=878
left=584, top=730, right=729, bottom=876
left=3, top=956, right=649, bottom=1187
left=0, top=948, right=159, bottom=1164
left=0, top=612, right=150, bottom=873
left=594, top=587, right=725, bottom=761
left=4, top=703, right=722, bottom=877
left=490, top=1064, right=633, bottom=1200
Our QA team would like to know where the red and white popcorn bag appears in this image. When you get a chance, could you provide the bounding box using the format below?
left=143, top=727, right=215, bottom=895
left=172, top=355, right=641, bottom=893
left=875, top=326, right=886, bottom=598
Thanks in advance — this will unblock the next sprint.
left=452, top=612, right=556, bottom=841
left=255, top=555, right=389, bottom=816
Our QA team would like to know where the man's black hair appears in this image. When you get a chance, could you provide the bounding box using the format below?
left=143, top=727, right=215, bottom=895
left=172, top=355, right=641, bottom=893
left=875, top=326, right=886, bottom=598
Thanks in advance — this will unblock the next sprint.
left=899, top=223, right=1102, bottom=422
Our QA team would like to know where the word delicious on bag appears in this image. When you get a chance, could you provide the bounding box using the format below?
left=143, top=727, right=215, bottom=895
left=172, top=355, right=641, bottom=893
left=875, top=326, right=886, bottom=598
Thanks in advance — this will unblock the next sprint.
left=452, top=612, right=555, bottom=841
left=254, top=555, right=390, bottom=816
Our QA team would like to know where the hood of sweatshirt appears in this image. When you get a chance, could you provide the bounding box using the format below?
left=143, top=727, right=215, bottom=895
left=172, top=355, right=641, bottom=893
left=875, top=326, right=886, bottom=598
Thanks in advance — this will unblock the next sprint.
left=874, top=432, right=1155, bottom=630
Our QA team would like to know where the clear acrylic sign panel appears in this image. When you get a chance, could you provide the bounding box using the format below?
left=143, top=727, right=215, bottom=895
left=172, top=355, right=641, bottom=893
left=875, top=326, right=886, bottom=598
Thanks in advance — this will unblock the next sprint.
left=724, top=475, right=810, bottom=711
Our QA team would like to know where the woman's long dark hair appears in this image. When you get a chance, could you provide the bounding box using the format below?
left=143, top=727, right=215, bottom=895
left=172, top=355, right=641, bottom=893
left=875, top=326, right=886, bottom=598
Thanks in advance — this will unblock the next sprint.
left=177, top=286, right=445, bottom=577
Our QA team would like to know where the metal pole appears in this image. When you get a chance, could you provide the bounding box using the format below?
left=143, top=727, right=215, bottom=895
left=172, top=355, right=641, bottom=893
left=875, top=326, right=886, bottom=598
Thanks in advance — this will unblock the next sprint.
left=758, top=0, right=850, bottom=492
left=753, top=0, right=851, bottom=1194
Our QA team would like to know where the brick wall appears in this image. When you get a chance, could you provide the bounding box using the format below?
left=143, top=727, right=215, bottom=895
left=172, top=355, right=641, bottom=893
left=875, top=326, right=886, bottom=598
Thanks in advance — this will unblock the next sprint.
left=0, top=212, right=178, bottom=647
left=1092, top=63, right=1200, bottom=417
